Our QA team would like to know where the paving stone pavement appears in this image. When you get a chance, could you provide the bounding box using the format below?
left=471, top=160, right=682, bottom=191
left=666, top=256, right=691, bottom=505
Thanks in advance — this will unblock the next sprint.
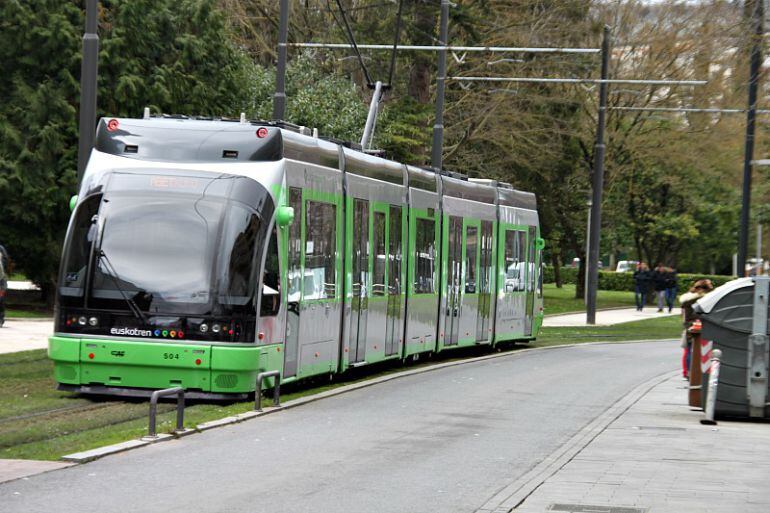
left=0, top=318, right=53, bottom=355
left=513, top=375, right=770, bottom=513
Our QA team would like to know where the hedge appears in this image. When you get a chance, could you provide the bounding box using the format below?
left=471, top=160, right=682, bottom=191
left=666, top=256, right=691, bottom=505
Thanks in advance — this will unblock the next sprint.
left=543, top=266, right=734, bottom=292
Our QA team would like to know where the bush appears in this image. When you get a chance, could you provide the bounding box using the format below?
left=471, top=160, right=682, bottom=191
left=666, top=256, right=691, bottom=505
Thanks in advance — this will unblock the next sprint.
left=543, top=266, right=578, bottom=285
left=544, top=266, right=733, bottom=292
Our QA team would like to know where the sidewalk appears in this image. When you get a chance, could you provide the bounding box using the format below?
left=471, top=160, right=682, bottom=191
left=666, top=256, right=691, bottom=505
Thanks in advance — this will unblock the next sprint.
left=513, top=374, right=770, bottom=513
left=0, top=318, right=52, bottom=355
left=543, top=307, right=681, bottom=327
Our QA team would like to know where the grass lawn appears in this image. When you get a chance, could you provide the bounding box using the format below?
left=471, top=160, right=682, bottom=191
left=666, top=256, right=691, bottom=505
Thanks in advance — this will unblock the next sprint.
left=0, top=315, right=680, bottom=461
left=543, top=283, right=636, bottom=315
left=5, top=309, right=52, bottom=319
left=535, top=315, right=681, bottom=346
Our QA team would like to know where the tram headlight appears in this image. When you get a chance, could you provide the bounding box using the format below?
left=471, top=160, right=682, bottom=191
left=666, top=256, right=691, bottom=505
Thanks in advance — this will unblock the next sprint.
left=78, top=316, right=87, bottom=326
left=212, top=323, right=221, bottom=334
left=88, top=316, right=99, bottom=327
left=199, top=323, right=209, bottom=333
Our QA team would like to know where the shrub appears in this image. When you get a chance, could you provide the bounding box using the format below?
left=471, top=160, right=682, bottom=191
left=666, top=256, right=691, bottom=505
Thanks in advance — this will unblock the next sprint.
left=543, top=267, right=734, bottom=292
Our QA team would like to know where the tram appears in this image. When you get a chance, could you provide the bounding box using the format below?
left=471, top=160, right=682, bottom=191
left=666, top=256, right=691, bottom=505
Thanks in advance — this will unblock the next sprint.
left=49, top=115, right=544, bottom=399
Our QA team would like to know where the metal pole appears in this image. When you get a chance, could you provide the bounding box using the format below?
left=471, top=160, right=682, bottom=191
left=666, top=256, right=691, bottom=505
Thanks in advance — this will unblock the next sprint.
left=585, top=201, right=591, bottom=304
left=758, top=223, right=763, bottom=263
left=289, top=43, right=599, bottom=53
left=431, top=0, right=450, bottom=170
left=77, top=0, right=99, bottom=184
left=448, top=77, right=706, bottom=85
left=586, top=26, right=611, bottom=325
left=272, top=0, right=290, bottom=121
left=611, top=106, right=770, bottom=114
left=738, top=0, right=764, bottom=276
left=361, top=81, right=383, bottom=149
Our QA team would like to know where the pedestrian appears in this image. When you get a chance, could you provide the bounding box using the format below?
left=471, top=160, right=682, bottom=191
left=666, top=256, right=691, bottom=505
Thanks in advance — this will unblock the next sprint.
left=652, top=263, right=668, bottom=312
left=679, top=279, right=714, bottom=379
left=632, top=262, right=651, bottom=311
left=664, top=266, right=678, bottom=313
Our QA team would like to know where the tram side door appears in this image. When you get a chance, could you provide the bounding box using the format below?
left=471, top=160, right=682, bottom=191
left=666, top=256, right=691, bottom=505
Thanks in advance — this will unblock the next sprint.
left=524, top=225, right=537, bottom=336
left=284, top=188, right=303, bottom=378
left=384, top=205, right=403, bottom=356
left=443, top=215, right=463, bottom=346
left=475, top=220, right=493, bottom=342
left=349, top=198, right=370, bottom=363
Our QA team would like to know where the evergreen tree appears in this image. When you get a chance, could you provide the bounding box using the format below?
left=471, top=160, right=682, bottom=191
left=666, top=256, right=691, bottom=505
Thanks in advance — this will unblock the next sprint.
left=0, top=0, right=261, bottom=300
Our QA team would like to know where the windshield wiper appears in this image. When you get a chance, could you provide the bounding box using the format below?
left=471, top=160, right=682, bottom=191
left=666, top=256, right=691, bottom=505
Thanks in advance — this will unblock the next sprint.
left=96, top=249, right=149, bottom=325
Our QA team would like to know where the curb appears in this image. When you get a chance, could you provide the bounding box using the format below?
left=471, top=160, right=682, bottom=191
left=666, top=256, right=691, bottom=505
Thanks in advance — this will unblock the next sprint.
left=56, top=338, right=676, bottom=466
left=473, top=368, right=678, bottom=513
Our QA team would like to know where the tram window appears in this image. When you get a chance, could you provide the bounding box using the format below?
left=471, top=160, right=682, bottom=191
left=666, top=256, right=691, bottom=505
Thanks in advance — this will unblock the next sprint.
left=260, top=228, right=280, bottom=316
left=480, top=221, right=493, bottom=294
left=465, top=226, right=477, bottom=293
left=414, top=218, right=435, bottom=294
left=504, top=229, right=526, bottom=293
left=305, top=200, right=337, bottom=299
left=373, top=211, right=386, bottom=296
left=218, top=205, right=261, bottom=306
left=61, top=194, right=102, bottom=298
left=388, top=205, right=402, bottom=296
left=518, top=231, right=527, bottom=292
left=287, top=188, right=302, bottom=302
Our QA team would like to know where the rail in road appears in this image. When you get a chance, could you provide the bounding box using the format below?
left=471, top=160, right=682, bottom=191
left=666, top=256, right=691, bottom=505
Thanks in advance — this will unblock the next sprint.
left=0, top=340, right=677, bottom=513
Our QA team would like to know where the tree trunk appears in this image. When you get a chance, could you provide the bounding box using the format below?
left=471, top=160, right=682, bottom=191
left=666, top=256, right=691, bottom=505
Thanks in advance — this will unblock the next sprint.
left=407, top=1, right=435, bottom=104
left=551, top=252, right=563, bottom=288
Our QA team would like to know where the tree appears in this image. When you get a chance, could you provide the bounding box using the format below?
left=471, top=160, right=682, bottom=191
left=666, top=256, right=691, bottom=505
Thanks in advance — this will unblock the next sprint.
left=0, top=0, right=263, bottom=301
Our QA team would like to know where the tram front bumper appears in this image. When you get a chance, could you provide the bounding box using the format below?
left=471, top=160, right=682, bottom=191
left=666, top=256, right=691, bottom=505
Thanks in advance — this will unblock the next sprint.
left=48, top=336, right=272, bottom=395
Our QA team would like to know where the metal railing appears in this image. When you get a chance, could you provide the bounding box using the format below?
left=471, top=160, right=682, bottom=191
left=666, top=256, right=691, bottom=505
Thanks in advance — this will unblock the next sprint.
left=148, top=387, right=186, bottom=437
left=255, top=371, right=281, bottom=412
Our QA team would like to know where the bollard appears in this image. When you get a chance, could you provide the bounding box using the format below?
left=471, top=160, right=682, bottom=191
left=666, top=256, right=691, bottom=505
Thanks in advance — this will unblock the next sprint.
left=688, top=320, right=704, bottom=408
left=255, top=370, right=281, bottom=412
left=148, top=387, right=185, bottom=437
left=700, top=349, right=722, bottom=425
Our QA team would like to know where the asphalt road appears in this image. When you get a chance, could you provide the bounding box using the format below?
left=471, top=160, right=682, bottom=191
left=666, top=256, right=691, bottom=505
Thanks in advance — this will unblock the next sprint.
left=0, top=341, right=677, bottom=513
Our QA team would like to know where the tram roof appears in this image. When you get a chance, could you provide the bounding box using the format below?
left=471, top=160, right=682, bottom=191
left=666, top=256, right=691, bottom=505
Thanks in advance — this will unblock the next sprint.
left=93, top=115, right=536, bottom=210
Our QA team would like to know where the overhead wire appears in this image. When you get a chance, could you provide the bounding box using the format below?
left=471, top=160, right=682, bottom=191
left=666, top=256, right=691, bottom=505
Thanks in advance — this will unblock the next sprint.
left=332, top=0, right=375, bottom=86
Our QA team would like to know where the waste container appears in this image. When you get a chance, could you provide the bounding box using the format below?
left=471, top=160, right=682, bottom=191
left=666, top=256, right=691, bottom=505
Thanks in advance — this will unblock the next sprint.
left=694, top=276, right=770, bottom=419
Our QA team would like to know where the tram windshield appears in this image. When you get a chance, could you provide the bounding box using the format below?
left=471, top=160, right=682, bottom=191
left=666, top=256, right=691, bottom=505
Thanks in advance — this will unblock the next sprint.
left=59, top=172, right=273, bottom=317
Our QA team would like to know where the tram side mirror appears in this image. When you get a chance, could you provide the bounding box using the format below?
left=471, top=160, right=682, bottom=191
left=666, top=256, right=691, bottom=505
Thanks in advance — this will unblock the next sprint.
left=69, top=195, right=78, bottom=212
left=535, top=237, right=545, bottom=250
left=276, top=205, right=295, bottom=227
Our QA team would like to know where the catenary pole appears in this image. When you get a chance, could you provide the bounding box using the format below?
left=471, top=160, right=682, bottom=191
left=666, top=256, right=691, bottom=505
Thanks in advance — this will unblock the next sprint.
left=77, top=0, right=99, bottom=184
left=273, top=0, right=290, bottom=120
left=431, top=0, right=450, bottom=170
left=586, top=26, right=611, bottom=325
left=738, top=0, right=764, bottom=276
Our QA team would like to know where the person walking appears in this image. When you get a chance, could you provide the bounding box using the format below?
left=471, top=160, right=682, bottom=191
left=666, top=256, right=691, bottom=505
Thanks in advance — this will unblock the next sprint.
left=664, top=266, right=678, bottom=313
left=652, top=263, right=668, bottom=313
left=679, top=279, right=714, bottom=379
left=632, top=262, right=651, bottom=311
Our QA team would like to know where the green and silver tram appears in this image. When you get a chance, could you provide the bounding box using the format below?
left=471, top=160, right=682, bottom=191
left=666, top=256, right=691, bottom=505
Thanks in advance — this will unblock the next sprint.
left=50, top=116, right=544, bottom=399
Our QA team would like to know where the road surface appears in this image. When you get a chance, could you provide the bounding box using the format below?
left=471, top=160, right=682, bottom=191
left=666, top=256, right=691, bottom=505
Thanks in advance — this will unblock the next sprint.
left=0, top=340, right=677, bottom=513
